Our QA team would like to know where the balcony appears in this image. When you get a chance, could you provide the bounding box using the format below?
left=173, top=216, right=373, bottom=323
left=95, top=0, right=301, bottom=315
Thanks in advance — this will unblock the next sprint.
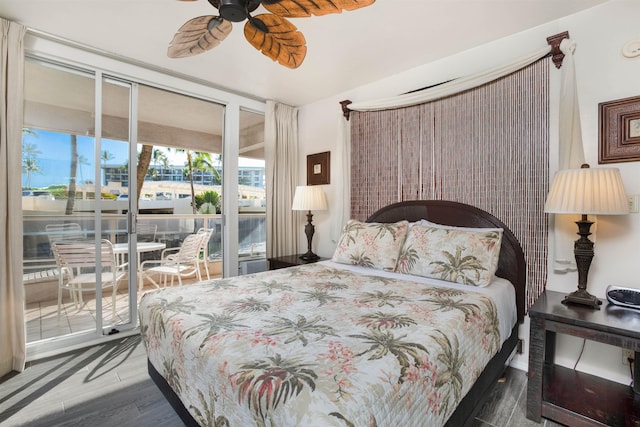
left=23, top=213, right=266, bottom=343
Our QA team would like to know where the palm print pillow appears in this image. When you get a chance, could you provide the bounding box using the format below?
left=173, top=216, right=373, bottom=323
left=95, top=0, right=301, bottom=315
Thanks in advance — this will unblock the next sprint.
left=395, top=224, right=503, bottom=287
left=332, top=220, right=409, bottom=271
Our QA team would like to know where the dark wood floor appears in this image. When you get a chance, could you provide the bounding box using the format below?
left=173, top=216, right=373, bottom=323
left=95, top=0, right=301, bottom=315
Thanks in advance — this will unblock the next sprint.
left=0, top=335, right=562, bottom=427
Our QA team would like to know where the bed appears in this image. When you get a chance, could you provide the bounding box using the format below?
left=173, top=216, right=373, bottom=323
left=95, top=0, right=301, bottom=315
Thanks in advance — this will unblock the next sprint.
left=139, top=200, right=526, bottom=426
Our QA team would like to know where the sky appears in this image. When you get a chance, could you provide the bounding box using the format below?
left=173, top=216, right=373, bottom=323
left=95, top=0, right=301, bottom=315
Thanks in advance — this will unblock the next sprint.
left=22, top=129, right=262, bottom=189
left=22, top=130, right=123, bottom=188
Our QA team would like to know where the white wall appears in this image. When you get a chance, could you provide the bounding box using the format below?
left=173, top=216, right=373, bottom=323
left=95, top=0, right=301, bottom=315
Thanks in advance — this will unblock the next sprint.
left=298, top=0, right=640, bottom=384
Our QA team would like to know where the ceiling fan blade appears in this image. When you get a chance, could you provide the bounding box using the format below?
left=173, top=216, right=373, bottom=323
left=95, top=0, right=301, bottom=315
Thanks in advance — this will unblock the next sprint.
left=167, top=16, right=232, bottom=58
left=263, top=0, right=375, bottom=18
left=244, top=14, right=306, bottom=69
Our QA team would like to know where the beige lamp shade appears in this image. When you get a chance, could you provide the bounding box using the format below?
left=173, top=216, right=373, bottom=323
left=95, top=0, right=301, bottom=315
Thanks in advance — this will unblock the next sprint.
left=544, top=167, right=629, bottom=215
left=292, top=186, right=328, bottom=211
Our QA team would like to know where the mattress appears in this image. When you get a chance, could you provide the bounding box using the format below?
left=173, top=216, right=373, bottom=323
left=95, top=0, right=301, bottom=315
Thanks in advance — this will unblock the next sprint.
left=139, top=261, right=517, bottom=427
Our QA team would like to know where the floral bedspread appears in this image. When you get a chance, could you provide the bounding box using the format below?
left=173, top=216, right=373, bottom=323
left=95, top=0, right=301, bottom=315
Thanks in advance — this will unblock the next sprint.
left=139, top=263, right=504, bottom=427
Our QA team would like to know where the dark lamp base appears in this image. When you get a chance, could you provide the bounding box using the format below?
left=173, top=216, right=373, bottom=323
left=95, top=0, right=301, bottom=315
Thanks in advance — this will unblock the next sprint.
left=562, top=289, right=602, bottom=309
left=563, top=215, right=601, bottom=310
left=299, top=252, right=320, bottom=261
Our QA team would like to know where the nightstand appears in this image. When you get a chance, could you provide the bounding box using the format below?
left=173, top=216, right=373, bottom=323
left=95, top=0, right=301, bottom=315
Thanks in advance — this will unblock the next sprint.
left=526, top=290, right=640, bottom=426
left=268, top=254, right=327, bottom=270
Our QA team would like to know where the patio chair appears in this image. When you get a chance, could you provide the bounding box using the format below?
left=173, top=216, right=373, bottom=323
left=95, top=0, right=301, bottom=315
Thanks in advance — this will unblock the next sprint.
left=46, top=222, right=85, bottom=246
left=51, top=239, right=127, bottom=319
left=196, top=228, right=214, bottom=280
left=137, top=222, right=157, bottom=242
left=136, top=222, right=158, bottom=263
left=140, top=233, right=204, bottom=288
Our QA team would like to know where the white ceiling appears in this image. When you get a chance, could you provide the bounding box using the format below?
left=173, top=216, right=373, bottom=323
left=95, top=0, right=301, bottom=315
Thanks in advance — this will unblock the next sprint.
left=2, top=0, right=607, bottom=107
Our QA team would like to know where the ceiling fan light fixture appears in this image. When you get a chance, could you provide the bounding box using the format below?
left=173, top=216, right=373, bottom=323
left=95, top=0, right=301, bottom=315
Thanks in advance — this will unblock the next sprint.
left=173, top=0, right=375, bottom=68
left=219, top=0, right=250, bottom=22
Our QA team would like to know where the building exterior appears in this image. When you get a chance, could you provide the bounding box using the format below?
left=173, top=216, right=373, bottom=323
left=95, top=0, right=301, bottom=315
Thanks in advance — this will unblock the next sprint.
left=104, top=164, right=265, bottom=190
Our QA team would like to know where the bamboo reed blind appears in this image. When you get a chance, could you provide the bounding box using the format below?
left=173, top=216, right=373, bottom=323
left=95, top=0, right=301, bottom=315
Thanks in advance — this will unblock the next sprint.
left=350, top=59, right=549, bottom=308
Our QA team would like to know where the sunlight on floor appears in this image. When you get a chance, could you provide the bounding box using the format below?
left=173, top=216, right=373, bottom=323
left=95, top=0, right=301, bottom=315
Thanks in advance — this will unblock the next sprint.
left=25, top=276, right=212, bottom=343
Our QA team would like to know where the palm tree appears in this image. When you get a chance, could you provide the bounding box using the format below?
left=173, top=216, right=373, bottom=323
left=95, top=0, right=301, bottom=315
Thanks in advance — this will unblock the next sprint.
left=357, top=311, right=417, bottom=330
left=421, top=294, right=480, bottom=322
left=184, top=150, right=196, bottom=212
left=299, top=288, right=343, bottom=307
left=254, top=279, right=293, bottom=295
left=192, top=151, right=220, bottom=184
left=225, top=297, right=270, bottom=313
left=349, top=329, right=429, bottom=383
left=167, top=148, right=197, bottom=213
left=100, top=149, right=114, bottom=185
left=264, top=314, right=337, bottom=346
left=348, top=251, right=375, bottom=268
left=190, top=386, right=230, bottom=427
left=77, top=154, right=90, bottom=184
left=372, top=222, right=404, bottom=240
left=479, top=299, right=501, bottom=353
left=182, top=310, right=248, bottom=349
left=21, top=141, right=42, bottom=188
left=65, top=134, right=78, bottom=215
left=101, top=149, right=114, bottom=165
left=160, top=150, right=170, bottom=169
left=336, top=221, right=366, bottom=248
left=358, top=290, right=407, bottom=308
left=143, top=296, right=195, bottom=339
left=21, top=158, right=42, bottom=188
left=431, top=331, right=464, bottom=415
left=235, top=353, right=317, bottom=421
left=429, top=246, right=487, bottom=285
left=162, top=359, right=183, bottom=395
left=151, top=148, right=168, bottom=181
left=396, top=245, right=420, bottom=272
left=136, top=144, right=154, bottom=205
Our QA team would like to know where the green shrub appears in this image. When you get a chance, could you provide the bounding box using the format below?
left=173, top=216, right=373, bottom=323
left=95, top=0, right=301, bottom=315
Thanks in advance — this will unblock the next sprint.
left=195, top=190, right=221, bottom=213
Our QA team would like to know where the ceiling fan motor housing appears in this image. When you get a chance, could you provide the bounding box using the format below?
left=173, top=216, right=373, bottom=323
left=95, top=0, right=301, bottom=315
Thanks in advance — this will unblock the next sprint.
left=219, top=0, right=260, bottom=22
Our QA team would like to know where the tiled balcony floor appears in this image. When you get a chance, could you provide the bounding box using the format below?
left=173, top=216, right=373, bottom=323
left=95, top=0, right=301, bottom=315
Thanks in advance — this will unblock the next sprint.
left=25, top=276, right=211, bottom=343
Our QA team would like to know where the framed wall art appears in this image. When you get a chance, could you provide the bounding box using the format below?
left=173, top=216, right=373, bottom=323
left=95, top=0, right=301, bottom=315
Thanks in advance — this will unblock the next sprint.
left=307, top=151, right=330, bottom=185
left=599, top=95, right=640, bottom=164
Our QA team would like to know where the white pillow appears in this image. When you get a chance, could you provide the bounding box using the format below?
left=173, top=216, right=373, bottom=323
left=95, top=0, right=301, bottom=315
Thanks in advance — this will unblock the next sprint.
left=332, top=219, right=409, bottom=271
left=395, top=223, right=503, bottom=287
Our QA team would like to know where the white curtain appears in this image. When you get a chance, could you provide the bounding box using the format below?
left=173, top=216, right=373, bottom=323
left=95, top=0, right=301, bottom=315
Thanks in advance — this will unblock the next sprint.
left=0, top=18, right=26, bottom=375
left=552, top=38, right=587, bottom=274
left=348, top=46, right=551, bottom=111
left=558, top=39, right=586, bottom=170
left=330, top=116, right=351, bottom=244
left=265, top=101, right=299, bottom=258
left=342, top=39, right=582, bottom=183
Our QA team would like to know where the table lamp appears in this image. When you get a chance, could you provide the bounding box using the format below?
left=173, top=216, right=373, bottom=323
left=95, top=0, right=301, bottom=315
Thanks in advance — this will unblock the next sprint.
left=292, top=185, right=328, bottom=261
left=544, top=164, right=629, bottom=308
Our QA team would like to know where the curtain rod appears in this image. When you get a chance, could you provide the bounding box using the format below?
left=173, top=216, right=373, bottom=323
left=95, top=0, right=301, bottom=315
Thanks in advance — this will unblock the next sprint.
left=340, top=31, right=570, bottom=120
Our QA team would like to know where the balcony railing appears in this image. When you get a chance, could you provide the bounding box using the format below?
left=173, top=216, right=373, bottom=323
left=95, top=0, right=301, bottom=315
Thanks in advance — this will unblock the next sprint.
left=22, top=212, right=266, bottom=292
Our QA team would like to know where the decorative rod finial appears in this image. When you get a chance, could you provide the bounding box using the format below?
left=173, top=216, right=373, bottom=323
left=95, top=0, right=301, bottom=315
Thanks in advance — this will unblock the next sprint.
left=547, top=31, right=570, bottom=69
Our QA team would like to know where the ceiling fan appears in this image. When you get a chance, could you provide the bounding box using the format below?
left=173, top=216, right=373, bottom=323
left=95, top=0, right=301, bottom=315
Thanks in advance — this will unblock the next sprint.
left=168, top=0, right=375, bottom=69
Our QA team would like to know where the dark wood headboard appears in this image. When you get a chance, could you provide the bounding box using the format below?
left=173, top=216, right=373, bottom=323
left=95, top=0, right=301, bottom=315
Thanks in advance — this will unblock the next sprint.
left=366, top=200, right=526, bottom=323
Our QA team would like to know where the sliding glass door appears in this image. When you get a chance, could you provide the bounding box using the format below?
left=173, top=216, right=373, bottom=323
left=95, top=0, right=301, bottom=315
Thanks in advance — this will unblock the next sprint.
left=101, top=75, right=135, bottom=330
left=22, top=59, right=141, bottom=347
left=21, top=45, right=266, bottom=357
left=135, top=84, right=225, bottom=285
left=238, top=109, right=266, bottom=275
